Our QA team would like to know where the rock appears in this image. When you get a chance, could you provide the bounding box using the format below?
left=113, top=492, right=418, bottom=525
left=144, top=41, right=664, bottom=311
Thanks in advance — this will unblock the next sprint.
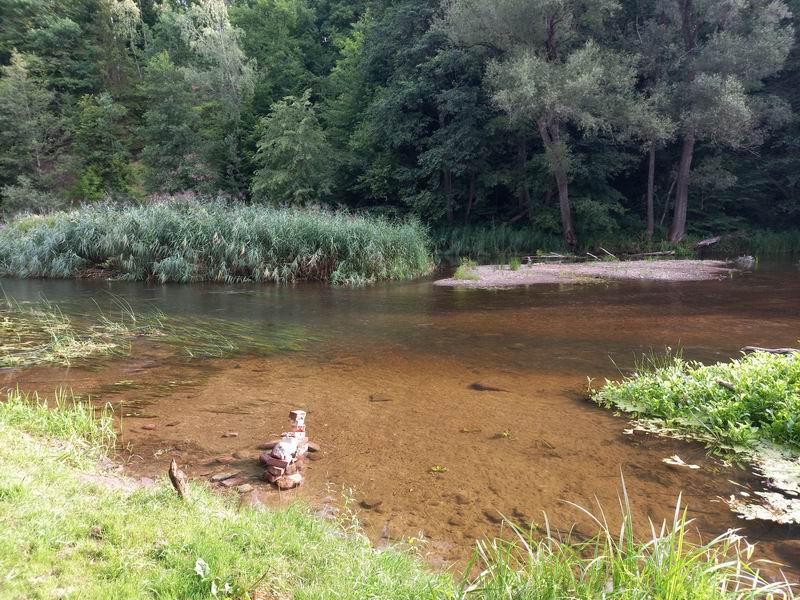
left=454, top=493, right=471, bottom=505
left=220, top=476, right=246, bottom=488
left=166, top=421, right=180, bottom=427
left=275, top=473, right=303, bottom=490
left=315, top=505, right=337, bottom=520
left=483, top=509, right=503, bottom=524
left=256, top=439, right=282, bottom=450
left=139, top=477, right=156, bottom=488
left=222, top=431, right=239, bottom=438
left=360, top=498, right=383, bottom=510
left=142, top=423, right=157, bottom=431
left=448, top=516, right=465, bottom=527
left=215, top=455, right=236, bottom=465
left=237, top=484, right=254, bottom=493
left=232, top=451, right=256, bottom=461
left=307, top=441, right=321, bottom=453
left=210, top=472, right=238, bottom=482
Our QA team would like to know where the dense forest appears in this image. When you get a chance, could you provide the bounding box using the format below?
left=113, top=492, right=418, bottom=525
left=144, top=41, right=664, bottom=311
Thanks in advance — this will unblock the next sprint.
left=1, top=0, right=799, bottom=248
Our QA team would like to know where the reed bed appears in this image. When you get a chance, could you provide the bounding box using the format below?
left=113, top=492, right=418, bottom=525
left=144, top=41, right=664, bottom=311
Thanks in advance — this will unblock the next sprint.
left=0, top=198, right=434, bottom=284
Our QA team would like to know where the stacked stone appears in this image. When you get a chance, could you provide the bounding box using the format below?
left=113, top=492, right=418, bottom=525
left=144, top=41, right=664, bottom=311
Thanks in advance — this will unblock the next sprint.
left=260, top=409, right=308, bottom=490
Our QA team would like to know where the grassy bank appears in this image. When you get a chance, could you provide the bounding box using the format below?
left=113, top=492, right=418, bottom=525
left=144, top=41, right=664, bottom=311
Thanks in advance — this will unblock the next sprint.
left=0, top=198, right=434, bottom=284
left=0, top=389, right=794, bottom=598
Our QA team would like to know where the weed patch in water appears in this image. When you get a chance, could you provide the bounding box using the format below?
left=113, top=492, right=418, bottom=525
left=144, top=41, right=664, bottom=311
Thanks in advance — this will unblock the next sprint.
left=0, top=296, right=317, bottom=367
left=594, top=349, right=800, bottom=524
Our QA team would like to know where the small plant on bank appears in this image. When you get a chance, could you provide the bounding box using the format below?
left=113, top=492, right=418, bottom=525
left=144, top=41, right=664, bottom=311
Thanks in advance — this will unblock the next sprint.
left=508, top=257, right=521, bottom=271
left=453, top=257, right=479, bottom=280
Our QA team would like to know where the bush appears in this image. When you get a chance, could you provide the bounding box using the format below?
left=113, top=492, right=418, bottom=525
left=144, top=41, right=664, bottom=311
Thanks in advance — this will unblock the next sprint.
left=0, top=197, right=434, bottom=284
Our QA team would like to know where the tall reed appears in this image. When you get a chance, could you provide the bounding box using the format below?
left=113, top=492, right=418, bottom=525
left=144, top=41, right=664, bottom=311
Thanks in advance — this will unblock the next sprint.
left=0, top=197, right=434, bottom=284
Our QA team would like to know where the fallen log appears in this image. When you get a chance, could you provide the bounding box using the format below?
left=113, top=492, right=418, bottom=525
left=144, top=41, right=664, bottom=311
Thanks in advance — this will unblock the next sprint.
left=741, top=346, right=800, bottom=355
left=624, top=250, right=675, bottom=258
left=696, top=236, right=721, bottom=248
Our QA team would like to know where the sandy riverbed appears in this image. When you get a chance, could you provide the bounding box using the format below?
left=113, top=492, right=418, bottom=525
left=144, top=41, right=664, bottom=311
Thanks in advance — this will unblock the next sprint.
left=434, top=259, right=736, bottom=288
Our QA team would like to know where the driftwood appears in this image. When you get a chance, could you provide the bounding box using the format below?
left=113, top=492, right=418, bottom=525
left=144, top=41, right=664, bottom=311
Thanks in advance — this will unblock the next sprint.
left=599, top=247, right=617, bottom=259
left=696, top=235, right=722, bottom=248
left=716, top=379, right=736, bottom=392
left=586, top=252, right=600, bottom=261
left=624, top=250, right=675, bottom=258
left=168, top=459, right=189, bottom=500
left=741, top=346, right=800, bottom=355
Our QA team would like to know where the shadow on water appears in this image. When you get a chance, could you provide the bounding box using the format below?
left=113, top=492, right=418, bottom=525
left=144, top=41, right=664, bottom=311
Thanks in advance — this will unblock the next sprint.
left=1, top=256, right=799, bottom=573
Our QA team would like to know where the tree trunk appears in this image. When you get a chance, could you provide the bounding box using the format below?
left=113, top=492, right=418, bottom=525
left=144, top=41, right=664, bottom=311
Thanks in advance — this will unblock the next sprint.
left=646, top=142, right=655, bottom=240
left=517, top=135, right=532, bottom=211
left=668, top=135, right=695, bottom=244
left=538, top=119, right=576, bottom=249
left=464, top=174, right=476, bottom=224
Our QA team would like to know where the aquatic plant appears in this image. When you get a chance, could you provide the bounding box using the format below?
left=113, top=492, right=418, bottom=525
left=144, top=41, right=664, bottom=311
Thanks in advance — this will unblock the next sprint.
left=0, top=296, right=315, bottom=367
left=594, top=350, right=800, bottom=451
left=0, top=197, right=434, bottom=284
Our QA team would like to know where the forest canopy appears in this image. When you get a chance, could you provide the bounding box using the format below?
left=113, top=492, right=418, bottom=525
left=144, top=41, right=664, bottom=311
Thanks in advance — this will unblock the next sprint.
left=1, top=0, right=798, bottom=248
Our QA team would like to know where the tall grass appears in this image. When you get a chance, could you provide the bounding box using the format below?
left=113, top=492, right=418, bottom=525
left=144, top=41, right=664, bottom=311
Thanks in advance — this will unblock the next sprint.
left=0, top=197, right=434, bottom=284
left=0, top=387, right=115, bottom=456
left=463, top=486, right=793, bottom=599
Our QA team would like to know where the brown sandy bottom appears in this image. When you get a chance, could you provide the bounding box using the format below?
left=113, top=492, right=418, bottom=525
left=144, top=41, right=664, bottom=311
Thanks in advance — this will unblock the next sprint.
left=6, top=347, right=799, bottom=577
left=434, top=259, right=736, bottom=288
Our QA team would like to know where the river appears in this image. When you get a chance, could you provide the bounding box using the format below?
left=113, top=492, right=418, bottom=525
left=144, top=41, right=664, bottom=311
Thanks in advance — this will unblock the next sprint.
left=2, top=257, right=799, bottom=573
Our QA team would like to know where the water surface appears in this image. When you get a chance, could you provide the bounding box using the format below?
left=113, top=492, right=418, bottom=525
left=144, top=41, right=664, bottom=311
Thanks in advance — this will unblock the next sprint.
left=3, top=258, right=799, bottom=572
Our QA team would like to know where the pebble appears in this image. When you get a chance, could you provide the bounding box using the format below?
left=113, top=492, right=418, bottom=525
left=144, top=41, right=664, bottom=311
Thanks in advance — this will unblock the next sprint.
left=222, top=431, right=239, bottom=438
left=360, top=498, right=383, bottom=510
left=142, top=423, right=157, bottom=431
left=166, top=421, right=180, bottom=427
left=210, top=472, right=238, bottom=482
left=448, top=516, right=465, bottom=527
left=483, top=509, right=503, bottom=524
left=221, top=476, right=246, bottom=488
left=237, top=484, right=254, bottom=493
left=454, top=493, right=471, bottom=505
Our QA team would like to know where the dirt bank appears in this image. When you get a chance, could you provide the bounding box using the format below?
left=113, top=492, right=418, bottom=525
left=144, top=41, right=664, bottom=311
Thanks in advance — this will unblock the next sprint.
left=434, top=259, right=736, bottom=288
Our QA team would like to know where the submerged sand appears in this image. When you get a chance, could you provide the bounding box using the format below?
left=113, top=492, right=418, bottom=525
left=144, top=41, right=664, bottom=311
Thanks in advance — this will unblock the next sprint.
left=434, top=259, right=736, bottom=288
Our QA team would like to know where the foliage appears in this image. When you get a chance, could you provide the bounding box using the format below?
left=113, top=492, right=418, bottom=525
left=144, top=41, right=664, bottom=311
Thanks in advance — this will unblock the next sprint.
left=452, top=256, right=478, bottom=280
left=594, top=351, right=800, bottom=451
left=0, top=197, right=434, bottom=284
left=251, top=90, right=335, bottom=204
left=1, top=0, right=800, bottom=245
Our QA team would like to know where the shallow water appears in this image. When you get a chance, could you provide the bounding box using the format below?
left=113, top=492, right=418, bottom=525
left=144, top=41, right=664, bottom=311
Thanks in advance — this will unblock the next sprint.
left=2, top=258, right=800, bottom=573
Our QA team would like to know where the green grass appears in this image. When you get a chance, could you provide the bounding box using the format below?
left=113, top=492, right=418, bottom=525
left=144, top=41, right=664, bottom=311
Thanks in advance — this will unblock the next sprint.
left=0, top=197, right=434, bottom=284
left=0, top=388, right=795, bottom=598
left=452, top=257, right=479, bottom=280
left=508, top=256, right=521, bottom=271
left=593, top=350, right=800, bottom=452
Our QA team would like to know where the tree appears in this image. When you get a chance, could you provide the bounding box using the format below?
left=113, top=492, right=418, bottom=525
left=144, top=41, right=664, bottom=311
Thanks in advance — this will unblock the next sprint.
left=139, top=51, right=205, bottom=193
left=636, top=0, right=795, bottom=243
left=251, top=91, right=334, bottom=204
left=0, top=51, right=61, bottom=188
left=72, top=92, right=131, bottom=198
left=440, top=0, right=649, bottom=248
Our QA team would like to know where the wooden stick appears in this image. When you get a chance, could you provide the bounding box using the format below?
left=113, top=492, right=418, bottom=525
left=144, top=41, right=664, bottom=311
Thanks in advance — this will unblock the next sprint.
left=741, top=346, right=800, bottom=355
left=586, top=252, right=600, bottom=260
left=599, top=247, right=617, bottom=259
left=169, top=459, right=189, bottom=501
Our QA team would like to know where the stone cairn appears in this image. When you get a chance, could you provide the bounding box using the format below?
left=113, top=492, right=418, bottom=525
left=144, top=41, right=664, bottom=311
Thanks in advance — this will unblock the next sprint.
left=259, top=410, right=309, bottom=490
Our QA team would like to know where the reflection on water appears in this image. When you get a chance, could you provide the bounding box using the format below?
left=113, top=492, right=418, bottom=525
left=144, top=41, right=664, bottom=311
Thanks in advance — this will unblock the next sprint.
left=2, top=258, right=799, bottom=572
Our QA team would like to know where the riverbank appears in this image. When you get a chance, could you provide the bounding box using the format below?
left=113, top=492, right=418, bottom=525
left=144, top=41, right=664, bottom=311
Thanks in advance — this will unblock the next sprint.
left=1, top=389, right=793, bottom=598
left=434, top=259, right=735, bottom=287
left=593, top=350, right=800, bottom=524
left=0, top=198, right=434, bottom=284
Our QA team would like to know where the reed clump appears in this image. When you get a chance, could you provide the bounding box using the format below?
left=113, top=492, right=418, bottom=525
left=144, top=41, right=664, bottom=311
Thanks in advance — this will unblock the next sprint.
left=0, top=197, right=434, bottom=284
